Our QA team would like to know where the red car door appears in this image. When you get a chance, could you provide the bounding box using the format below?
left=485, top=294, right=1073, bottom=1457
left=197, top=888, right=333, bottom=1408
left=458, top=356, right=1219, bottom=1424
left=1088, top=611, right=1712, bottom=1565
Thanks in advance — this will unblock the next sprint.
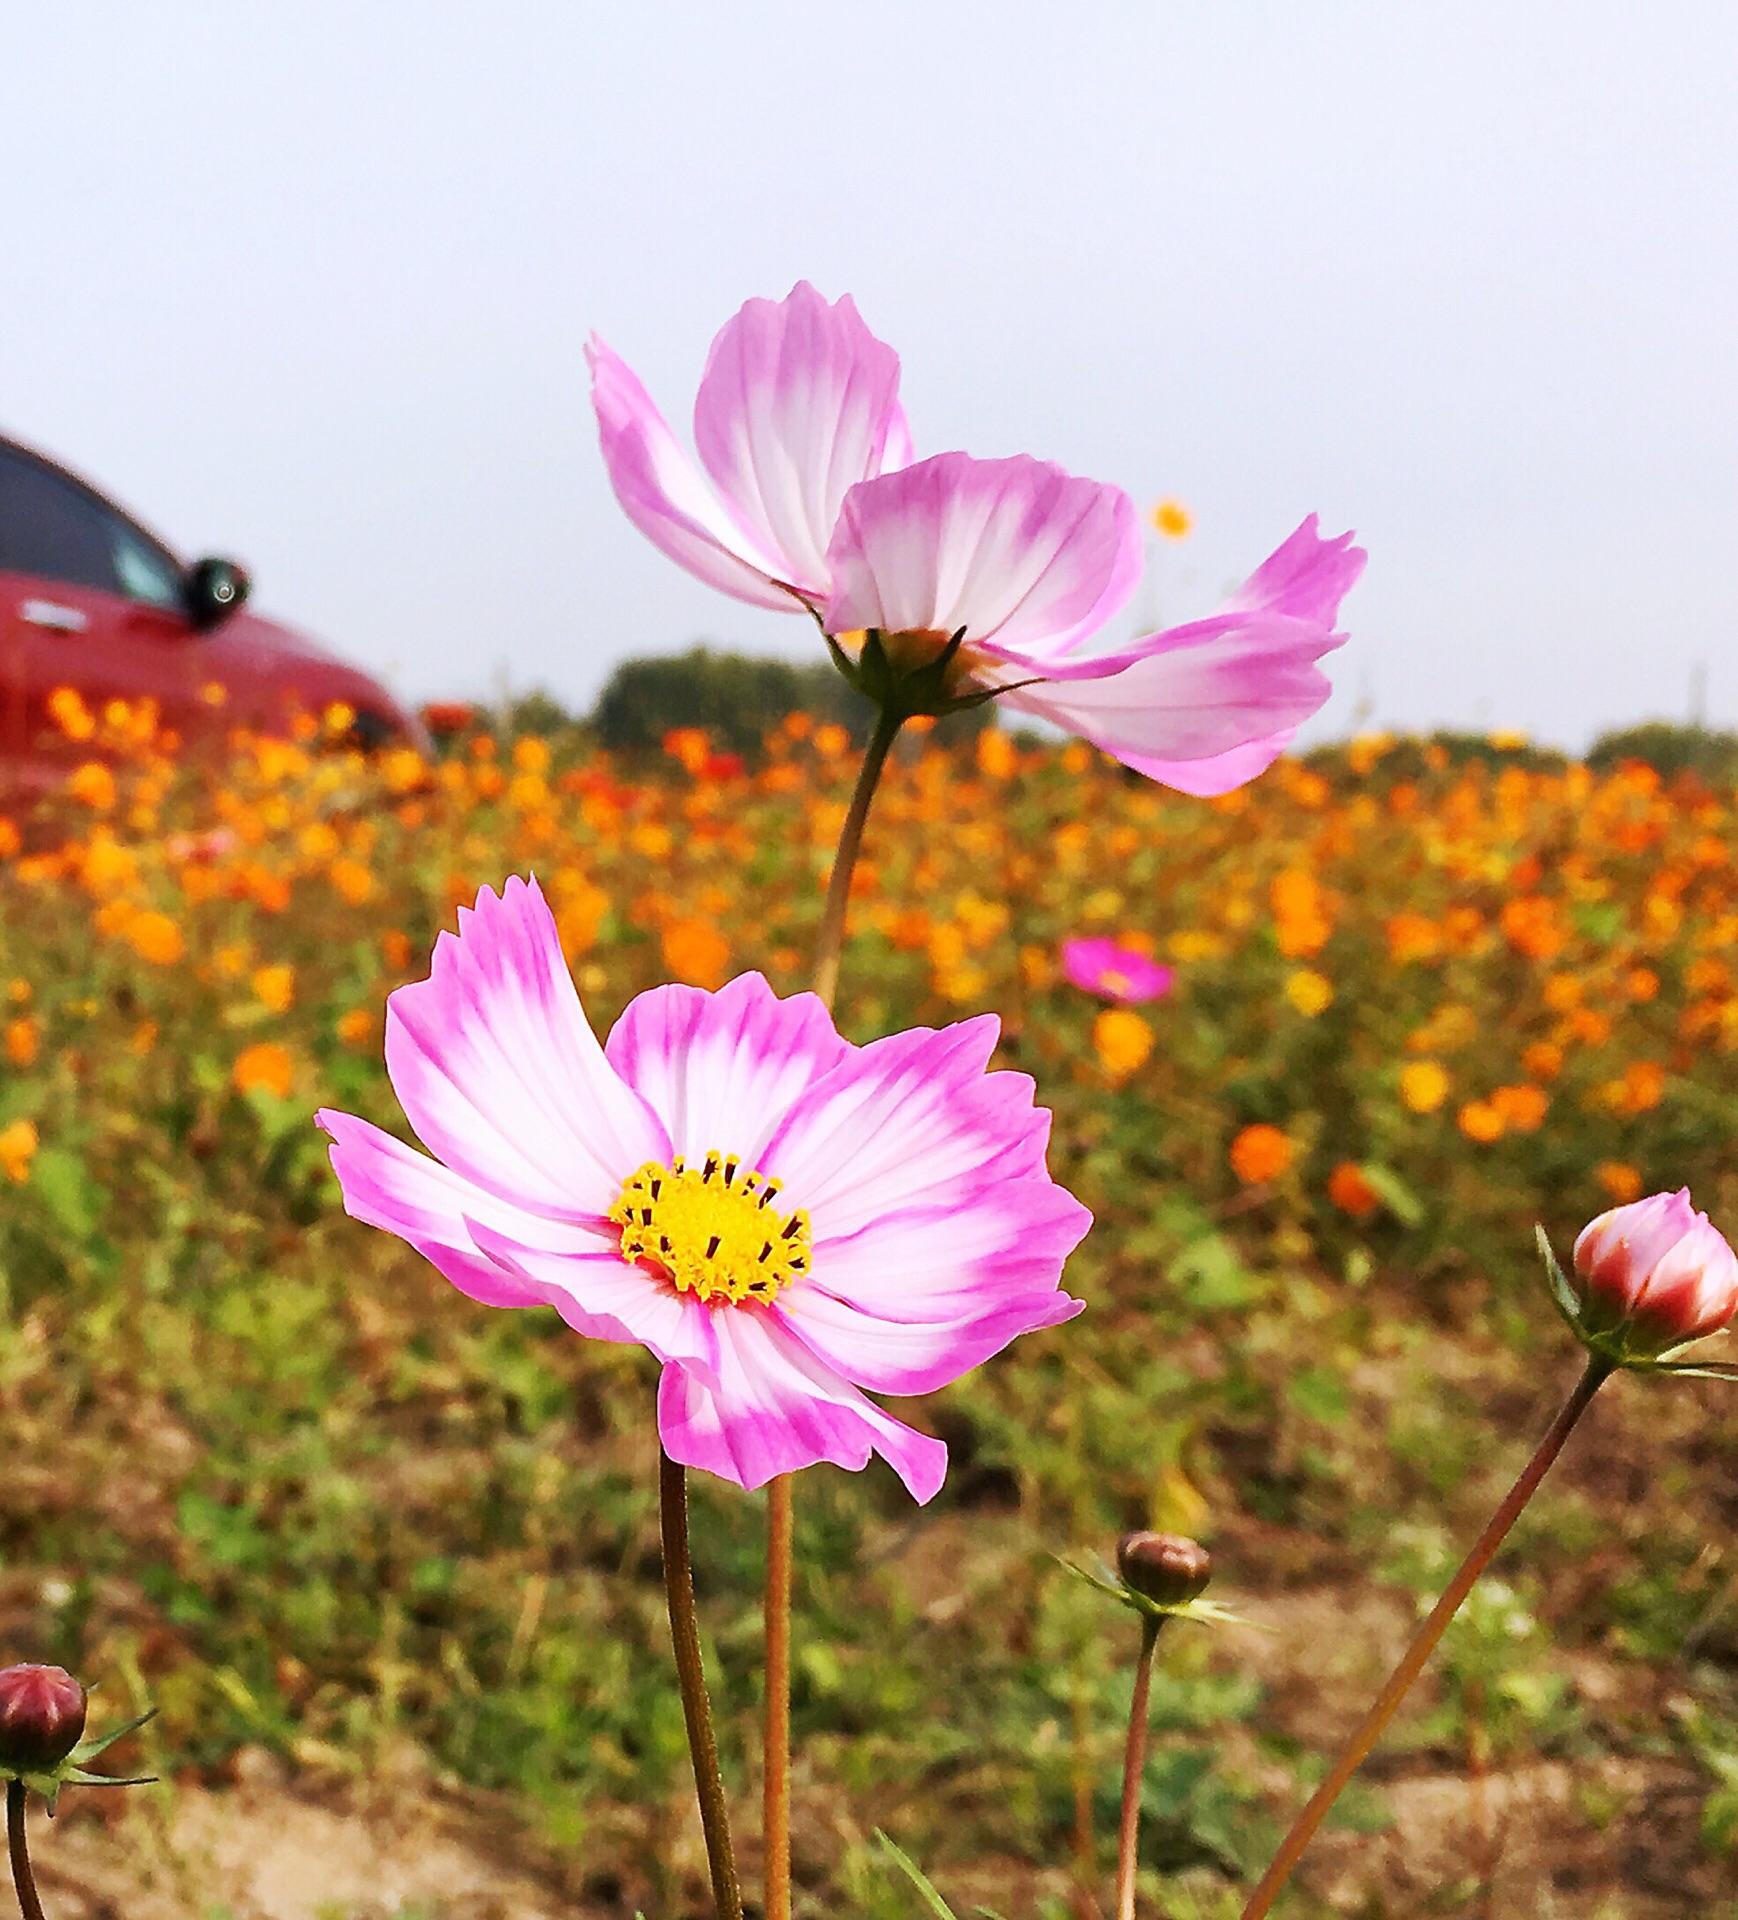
left=0, top=440, right=200, bottom=779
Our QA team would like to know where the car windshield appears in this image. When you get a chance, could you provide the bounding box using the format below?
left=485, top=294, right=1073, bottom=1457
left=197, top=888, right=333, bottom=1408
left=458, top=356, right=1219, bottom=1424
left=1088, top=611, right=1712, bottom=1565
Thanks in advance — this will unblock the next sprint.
left=0, top=442, right=183, bottom=609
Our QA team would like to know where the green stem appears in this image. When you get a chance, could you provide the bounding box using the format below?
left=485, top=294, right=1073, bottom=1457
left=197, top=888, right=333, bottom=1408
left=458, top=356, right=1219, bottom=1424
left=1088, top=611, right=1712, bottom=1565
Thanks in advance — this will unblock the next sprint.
left=661, top=1450, right=743, bottom=1920
left=6, top=1781, right=44, bottom=1920
left=1115, top=1615, right=1163, bottom=1920
left=809, top=705, right=904, bottom=1012
left=1239, top=1353, right=1611, bottom=1920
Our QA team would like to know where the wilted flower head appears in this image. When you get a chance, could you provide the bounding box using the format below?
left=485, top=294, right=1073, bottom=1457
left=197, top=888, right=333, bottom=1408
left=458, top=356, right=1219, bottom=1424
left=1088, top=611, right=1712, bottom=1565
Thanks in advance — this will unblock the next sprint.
left=0, top=1666, right=85, bottom=1776
left=1061, top=937, right=1173, bottom=1005
left=1569, top=1188, right=1738, bottom=1360
left=319, top=879, right=1090, bottom=1502
left=592, top=286, right=1366, bottom=796
left=1117, top=1532, right=1212, bottom=1607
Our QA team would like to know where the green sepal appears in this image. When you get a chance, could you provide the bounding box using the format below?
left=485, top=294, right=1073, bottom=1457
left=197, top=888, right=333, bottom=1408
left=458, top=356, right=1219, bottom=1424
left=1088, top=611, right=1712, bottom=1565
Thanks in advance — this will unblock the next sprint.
left=1536, top=1226, right=1738, bottom=1377
left=70, top=1706, right=156, bottom=1764
left=823, top=626, right=1029, bottom=724
left=1062, top=1553, right=1252, bottom=1629
left=12, top=1707, right=158, bottom=1813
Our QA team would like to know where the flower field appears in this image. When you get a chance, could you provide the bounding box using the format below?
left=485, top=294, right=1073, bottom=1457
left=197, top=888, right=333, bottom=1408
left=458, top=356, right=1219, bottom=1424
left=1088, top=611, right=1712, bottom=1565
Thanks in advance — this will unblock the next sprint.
left=2, top=696, right=1737, bottom=1915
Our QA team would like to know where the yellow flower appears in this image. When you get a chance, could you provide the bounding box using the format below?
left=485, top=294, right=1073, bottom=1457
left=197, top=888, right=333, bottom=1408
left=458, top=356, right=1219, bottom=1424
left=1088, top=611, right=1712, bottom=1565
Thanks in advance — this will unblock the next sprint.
left=1457, top=1100, right=1505, bottom=1143
left=1151, top=498, right=1193, bottom=539
left=0, top=1118, right=38, bottom=1183
left=1093, top=1008, right=1153, bottom=1079
left=1284, top=969, right=1334, bottom=1017
left=1399, top=1060, right=1451, bottom=1114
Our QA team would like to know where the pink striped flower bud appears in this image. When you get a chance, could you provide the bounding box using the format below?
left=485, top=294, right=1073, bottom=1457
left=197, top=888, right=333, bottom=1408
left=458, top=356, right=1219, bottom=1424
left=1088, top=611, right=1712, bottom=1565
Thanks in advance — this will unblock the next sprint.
left=1573, top=1189, right=1738, bottom=1358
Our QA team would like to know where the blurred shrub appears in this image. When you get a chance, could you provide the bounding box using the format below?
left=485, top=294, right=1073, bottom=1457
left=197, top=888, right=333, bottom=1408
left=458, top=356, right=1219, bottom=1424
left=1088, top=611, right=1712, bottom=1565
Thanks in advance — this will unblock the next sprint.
left=1587, top=721, right=1738, bottom=785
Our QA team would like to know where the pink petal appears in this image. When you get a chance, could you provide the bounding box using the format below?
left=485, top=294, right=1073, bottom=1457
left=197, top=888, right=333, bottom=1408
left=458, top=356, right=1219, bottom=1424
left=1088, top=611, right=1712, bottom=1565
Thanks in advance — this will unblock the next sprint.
left=604, top=971, right=851, bottom=1166
left=466, top=1220, right=722, bottom=1380
left=656, top=1309, right=948, bottom=1501
left=761, top=1016, right=1050, bottom=1243
left=1109, top=730, right=1297, bottom=796
left=1224, top=513, right=1367, bottom=623
left=822, top=453, right=1140, bottom=659
left=384, top=877, right=668, bottom=1222
left=781, top=1183, right=1090, bottom=1394
left=317, top=1108, right=626, bottom=1318
left=587, top=336, right=808, bottom=611
left=693, top=283, right=910, bottom=599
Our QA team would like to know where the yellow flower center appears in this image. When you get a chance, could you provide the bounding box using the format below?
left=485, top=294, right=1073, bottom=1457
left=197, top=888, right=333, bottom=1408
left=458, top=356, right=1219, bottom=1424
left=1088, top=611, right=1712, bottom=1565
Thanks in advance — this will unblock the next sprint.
left=609, top=1152, right=811, bottom=1306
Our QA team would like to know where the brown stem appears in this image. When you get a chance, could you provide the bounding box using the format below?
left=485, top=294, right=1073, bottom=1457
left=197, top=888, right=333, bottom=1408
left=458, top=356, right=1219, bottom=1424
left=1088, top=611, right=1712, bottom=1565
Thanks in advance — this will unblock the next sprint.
left=6, top=1781, right=44, bottom=1920
left=660, top=1450, right=743, bottom=1920
left=764, top=1472, right=793, bottom=1920
left=1239, top=1353, right=1611, bottom=1920
left=1114, top=1616, right=1163, bottom=1920
left=757, top=703, right=904, bottom=1916
left=808, top=705, right=904, bottom=1011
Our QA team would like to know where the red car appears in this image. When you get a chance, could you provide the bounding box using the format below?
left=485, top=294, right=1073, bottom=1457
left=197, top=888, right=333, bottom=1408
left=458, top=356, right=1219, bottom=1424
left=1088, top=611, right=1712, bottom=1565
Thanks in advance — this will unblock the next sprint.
left=0, top=432, right=425, bottom=784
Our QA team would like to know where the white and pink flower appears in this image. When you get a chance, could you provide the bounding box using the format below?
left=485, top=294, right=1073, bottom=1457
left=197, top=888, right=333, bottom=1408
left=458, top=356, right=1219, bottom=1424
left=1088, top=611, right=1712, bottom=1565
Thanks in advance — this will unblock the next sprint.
left=590, top=284, right=1365, bottom=796
left=317, top=878, right=1089, bottom=1501
left=1572, top=1188, right=1738, bottom=1357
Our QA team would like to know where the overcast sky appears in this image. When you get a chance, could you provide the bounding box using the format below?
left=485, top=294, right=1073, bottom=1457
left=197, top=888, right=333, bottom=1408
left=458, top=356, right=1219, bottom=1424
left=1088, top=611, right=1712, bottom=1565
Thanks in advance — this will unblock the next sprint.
left=1, top=2, right=1732, bottom=747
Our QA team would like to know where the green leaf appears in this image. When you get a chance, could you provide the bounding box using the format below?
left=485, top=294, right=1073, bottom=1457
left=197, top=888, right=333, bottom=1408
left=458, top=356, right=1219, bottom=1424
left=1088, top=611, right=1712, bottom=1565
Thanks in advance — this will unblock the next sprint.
left=876, top=1830, right=960, bottom=1920
left=1287, top=1367, right=1350, bottom=1426
left=1359, top=1164, right=1424, bottom=1227
left=30, top=1147, right=106, bottom=1238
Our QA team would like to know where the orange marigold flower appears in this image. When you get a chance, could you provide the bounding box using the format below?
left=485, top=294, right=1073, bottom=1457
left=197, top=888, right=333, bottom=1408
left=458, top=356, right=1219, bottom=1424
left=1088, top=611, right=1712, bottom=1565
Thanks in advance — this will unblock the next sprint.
left=661, top=917, right=730, bottom=990
left=976, top=729, right=1018, bottom=780
left=0, top=1118, right=38, bottom=1183
left=1271, top=870, right=1332, bottom=957
left=252, top=964, right=295, bottom=1014
left=0, top=820, right=18, bottom=859
left=1386, top=912, right=1441, bottom=964
left=1492, top=1083, right=1549, bottom=1133
left=1457, top=1100, right=1506, bottom=1143
left=1521, top=1041, right=1563, bottom=1081
left=1620, top=1060, right=1667, bottom=1112
left=46, top=687, right=94, bottom=740
left=381, top=929, right=413, bottom=971
left=1230, top=1123, right=1293, bottom=1185
left=336, top=1009, right=373, bottom=1047
left=233, top=1042, right=294, bottom=1099
left=1092, top=1008, right=1153, bottom=1079
left=1500, top=894, right=1566, bottom=961
left=4, top=1018, right=38, bottom=1068
left=67, top=762, right=116, bottom=810
left=1626, top=967, right=1660, bottom=1003
left=1327, top=1161, right=1380, bottom=1219
left=125, top=912, right=185, bottom=967
left=1399, top=1060, right=1451, bottom=1113
left=1596, top=1160, right=1645, bottom=1204
left=329, top=858, right=374, bottom=905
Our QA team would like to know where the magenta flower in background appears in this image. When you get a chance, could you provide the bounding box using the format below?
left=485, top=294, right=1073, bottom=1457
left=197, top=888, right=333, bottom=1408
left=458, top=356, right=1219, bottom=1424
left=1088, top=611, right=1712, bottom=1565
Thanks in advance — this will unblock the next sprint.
left=1060, top=937, right=1174, bottom=1005
left=318, top=879, right=1089, bottom=1501
left=588, top=282, right=912, bottom=613
left=1572, top=1188, right=1738, bottom=1358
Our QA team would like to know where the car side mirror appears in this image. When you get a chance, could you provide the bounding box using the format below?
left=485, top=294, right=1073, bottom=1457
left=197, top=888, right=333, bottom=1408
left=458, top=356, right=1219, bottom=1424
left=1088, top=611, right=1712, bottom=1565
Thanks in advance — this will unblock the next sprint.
left=182, top=557, right=251, bottom=632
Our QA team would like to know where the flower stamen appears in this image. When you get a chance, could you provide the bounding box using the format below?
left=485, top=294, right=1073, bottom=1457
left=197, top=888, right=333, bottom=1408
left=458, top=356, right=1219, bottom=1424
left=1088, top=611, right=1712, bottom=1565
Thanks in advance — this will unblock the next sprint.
left=610, top=1152, right=811, bottom=1305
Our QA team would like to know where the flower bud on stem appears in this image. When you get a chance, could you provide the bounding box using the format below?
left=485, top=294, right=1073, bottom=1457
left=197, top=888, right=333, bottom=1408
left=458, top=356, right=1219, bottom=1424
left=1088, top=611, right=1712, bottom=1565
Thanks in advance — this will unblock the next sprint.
left=1238, top=1353, right=1610, bottom=1920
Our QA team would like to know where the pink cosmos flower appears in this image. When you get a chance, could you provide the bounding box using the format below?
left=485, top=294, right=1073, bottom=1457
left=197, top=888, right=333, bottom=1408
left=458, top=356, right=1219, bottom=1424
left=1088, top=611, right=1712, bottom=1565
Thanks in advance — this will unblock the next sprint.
left=317, top=878, right=1089, bottom=1502
left=823, top=460, right=1364, bottom=795
left=591, top=286, right=1365, bottom=796
left=1572, top=1188, right=1738, bottom=1357
left=1060, top=937, right=1174, bottom=1005
left=587, top=281, right=913, bottom=613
